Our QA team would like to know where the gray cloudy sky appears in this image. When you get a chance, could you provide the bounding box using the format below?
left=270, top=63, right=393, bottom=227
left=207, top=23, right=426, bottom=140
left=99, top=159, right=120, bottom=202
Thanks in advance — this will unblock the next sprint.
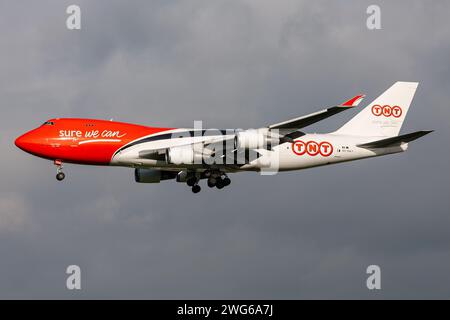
left=0, top=0, right=449, bottom=299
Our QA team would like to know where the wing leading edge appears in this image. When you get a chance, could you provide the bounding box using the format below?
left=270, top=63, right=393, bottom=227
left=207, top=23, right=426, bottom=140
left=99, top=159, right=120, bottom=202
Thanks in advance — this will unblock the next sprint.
left=268, top=94, right=365, bottom=131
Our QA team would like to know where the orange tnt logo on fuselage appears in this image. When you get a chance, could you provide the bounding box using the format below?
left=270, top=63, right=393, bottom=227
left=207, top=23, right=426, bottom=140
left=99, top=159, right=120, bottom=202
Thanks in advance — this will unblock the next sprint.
left=292, top=141, right=333, bottom=157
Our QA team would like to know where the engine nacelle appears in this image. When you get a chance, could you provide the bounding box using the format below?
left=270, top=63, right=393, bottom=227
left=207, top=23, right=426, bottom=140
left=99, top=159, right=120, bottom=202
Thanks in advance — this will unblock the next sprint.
left=235, top=129, right=277, bottom=150
left=134, top=168, right=176, bottom=183
left=166, top=145, right=203, bottom=165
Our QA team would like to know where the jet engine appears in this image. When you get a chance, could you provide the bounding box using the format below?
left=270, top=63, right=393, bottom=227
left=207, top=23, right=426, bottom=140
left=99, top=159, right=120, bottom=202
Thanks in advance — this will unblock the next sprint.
left=234, top=129, right=279, bottom=150
left=165, top=145, right=203, bottom=165
left=134, top=168, right=177, bottom=183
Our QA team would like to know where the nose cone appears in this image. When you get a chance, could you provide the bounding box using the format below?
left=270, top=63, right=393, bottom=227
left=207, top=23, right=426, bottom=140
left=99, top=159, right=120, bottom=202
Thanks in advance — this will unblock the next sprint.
left=15, top=132, right=31, bottom=150
left=16, top=128, right=53, bottom=159
left=15, top=131, right=39, bottom=154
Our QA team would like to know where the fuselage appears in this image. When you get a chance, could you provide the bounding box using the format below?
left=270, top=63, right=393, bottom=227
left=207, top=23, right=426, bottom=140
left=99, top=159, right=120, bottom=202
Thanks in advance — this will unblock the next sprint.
left=13, top=82, right=428, bottom=193
left=15, top=118, right=406, bottom=172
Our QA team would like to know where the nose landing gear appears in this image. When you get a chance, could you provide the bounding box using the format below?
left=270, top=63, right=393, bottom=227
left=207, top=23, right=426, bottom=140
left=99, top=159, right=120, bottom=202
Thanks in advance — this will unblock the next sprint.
left=56, top=172, right=65, bottom=181
left=54, top=159, right=65, bottom=181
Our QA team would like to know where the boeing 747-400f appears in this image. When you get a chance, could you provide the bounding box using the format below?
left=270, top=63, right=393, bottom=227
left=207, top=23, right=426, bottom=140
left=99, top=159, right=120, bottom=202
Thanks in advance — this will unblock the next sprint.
left=15, top=82, right=432, bottom=193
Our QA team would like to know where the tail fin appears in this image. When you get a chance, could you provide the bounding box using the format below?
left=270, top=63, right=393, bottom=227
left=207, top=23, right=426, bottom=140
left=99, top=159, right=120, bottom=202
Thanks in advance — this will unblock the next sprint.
left=335, top=82, right=419, bottom=137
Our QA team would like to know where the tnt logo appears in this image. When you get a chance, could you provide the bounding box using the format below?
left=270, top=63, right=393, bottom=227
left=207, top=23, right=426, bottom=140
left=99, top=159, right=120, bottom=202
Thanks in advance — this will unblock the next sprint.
left=371, top=105, right=402, bottom=118
left=292, top=141, right=333, bottom=157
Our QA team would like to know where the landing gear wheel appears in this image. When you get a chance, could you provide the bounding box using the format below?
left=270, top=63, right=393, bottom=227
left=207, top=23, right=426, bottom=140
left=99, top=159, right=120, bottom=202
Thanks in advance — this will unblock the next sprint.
left=56, top=172, right=65, bottom=181
left=54, top=159, right=65, bottom=181
left=192, top=185, right=201, bottom=193
left=216, top=178, right=225, bottom=189
left=187, top=177, right=197, bottom=187
left=207, top=177, right=216, bottom=188
left=222, top=177, right=231, bottom=186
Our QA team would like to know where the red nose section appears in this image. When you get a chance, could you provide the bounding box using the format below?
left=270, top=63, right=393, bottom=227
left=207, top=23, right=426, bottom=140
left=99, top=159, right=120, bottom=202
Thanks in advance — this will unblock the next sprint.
left=15, top=132, right=32, bottom=151
left=15, top=130, right=51, bottom=158
left=15, top=129, right=46, bottom=155
left=15, top=119, right=174, bottom=165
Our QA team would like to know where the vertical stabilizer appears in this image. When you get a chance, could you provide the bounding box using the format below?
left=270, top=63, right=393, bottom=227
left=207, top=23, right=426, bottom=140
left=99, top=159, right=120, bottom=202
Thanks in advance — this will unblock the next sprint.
left=335, top=82, right=419, bottom=137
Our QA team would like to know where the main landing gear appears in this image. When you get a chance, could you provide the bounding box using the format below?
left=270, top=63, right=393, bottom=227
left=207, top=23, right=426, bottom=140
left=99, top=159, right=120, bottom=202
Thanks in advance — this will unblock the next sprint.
left=186, top=176, right=201, bottom=193
left=205, top=171, right=231, bottom=190
left=54, top=159, right=65, bottom=181
left=206, top=171, right=231, bottom=190
left=185, top=170, right=231, bottom=193
left=192, top=184, right=201, bottom=194
left=207, top=176, right=231, bottom=189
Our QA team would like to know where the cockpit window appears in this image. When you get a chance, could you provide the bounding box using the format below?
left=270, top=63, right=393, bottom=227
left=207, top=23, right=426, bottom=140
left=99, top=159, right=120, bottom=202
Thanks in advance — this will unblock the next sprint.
left=43, top=121, right=54, bottom=126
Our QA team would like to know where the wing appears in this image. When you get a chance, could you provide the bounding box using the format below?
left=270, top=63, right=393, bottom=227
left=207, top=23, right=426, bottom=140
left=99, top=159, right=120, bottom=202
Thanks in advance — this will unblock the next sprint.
left=134, top=95, right=365, bottom=164
left=268, top=94, right=365, bottom=131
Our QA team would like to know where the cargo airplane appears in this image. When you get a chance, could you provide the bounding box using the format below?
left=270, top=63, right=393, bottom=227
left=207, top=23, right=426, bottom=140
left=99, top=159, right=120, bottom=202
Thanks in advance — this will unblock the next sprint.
left=15, top=82, right=432, bottom=193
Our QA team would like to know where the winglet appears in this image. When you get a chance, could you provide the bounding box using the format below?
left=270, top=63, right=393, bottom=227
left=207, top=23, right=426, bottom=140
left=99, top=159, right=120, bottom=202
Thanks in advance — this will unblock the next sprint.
left=341, top=94, right=365, bottom=107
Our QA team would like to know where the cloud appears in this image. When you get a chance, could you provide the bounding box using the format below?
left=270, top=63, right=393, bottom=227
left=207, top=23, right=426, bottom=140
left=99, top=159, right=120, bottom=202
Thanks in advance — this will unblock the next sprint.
left=0, top=193, right=32, bottom=233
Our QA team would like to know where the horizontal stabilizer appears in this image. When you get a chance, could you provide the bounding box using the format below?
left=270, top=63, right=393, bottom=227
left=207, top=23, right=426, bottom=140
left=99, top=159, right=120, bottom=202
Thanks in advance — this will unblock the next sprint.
left=357, top=130, right=433, bottom=149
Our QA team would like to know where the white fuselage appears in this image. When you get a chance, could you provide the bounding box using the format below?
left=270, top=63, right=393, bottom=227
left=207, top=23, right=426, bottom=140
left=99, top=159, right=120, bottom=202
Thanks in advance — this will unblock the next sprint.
left=111, top=129, right=407, bottom=173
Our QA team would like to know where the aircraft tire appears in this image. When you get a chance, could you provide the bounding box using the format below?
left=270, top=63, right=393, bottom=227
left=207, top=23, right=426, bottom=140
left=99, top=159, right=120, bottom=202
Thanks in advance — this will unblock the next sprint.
left=56, top=172, right=65, bottom=181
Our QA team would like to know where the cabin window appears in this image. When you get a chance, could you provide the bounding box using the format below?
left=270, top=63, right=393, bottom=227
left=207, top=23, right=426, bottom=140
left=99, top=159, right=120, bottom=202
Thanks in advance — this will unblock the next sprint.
left=43, top=121, right=54, bottom=126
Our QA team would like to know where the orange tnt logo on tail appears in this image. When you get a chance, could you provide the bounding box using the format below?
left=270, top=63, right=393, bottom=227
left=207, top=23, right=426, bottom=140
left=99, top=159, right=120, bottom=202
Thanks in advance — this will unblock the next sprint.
left=371, top=105, right=402, bottom=118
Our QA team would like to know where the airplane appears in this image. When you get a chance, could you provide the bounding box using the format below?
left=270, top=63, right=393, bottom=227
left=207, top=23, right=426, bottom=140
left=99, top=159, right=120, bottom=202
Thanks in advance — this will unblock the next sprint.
left=15, top=81, right=432, bottom=193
